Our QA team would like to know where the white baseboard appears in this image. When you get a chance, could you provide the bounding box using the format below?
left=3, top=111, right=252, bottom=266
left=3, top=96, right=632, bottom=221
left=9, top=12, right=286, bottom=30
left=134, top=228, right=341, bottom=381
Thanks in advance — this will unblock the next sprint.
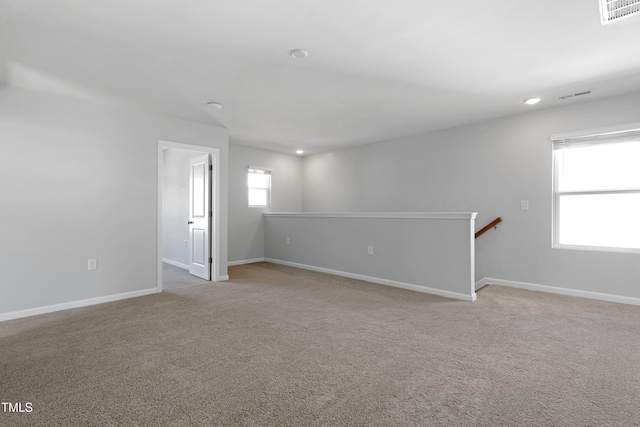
left=163, top=258, right=229, bottom=282
left=475, top=277, right=491, bottom=291
left=0, top=288, right=160, bottom=323
left=162, top=258, right=189, bottom=270
left=477, top=277, right=640, bottom=307
left=228, top=258, right=265, bottom=266
left=265, top=258, right=476, bottom=301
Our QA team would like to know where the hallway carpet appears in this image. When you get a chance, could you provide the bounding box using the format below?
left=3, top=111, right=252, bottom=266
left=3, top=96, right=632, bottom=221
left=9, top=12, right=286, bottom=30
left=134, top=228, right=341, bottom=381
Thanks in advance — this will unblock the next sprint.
left=1, top=262, right=639, bottom=426
left=162, top=262, right=210, bottom=290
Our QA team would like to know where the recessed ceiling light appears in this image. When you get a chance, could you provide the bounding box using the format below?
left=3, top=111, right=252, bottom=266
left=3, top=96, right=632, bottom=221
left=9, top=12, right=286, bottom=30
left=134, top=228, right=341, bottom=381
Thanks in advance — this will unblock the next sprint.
left=296, top=150, right=304, bottom=155
left=207, top=102, right=223, bottom=109
left=524, top=97, right=541, bottom=105
left=290, top=49, right=308, bottom=59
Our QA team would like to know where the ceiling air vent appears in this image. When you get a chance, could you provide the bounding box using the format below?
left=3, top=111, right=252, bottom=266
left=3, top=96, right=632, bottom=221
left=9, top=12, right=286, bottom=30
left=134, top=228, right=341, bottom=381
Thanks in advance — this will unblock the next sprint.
left=600, top=0, right=640, bottom=24
left=558, top=90, right=592, bottom=101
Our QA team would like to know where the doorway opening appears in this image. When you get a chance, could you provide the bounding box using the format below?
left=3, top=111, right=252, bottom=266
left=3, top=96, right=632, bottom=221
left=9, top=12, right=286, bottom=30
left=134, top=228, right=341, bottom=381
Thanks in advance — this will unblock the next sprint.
left=157, top=140, right=222, bottom=292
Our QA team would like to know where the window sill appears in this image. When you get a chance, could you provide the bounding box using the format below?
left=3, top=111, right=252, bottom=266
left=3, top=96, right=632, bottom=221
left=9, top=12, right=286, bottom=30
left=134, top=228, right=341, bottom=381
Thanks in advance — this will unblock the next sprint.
left=553, top=243, right=640, bottom=255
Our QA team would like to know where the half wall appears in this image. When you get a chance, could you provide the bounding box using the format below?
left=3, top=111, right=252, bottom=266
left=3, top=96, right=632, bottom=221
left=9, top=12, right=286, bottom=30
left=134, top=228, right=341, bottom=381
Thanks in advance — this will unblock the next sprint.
left=264, top=212, right=477, bottom=301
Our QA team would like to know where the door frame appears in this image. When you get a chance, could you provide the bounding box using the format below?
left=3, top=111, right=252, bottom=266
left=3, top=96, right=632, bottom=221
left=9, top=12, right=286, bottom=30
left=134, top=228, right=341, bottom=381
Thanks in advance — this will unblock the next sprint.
left=157, top=140, right=222, bottom=291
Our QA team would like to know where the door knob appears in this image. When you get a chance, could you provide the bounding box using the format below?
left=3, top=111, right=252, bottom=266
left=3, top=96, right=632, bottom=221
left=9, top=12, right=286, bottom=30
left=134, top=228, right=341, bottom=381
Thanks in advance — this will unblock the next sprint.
left=187, top=221, right=194, bottom=224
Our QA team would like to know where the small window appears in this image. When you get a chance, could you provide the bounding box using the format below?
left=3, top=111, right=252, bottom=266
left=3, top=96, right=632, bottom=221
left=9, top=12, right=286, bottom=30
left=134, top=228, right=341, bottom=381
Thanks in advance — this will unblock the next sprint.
left=552, top=126, right=640, bottom=252
left=248, top=167, right=271, bottom=208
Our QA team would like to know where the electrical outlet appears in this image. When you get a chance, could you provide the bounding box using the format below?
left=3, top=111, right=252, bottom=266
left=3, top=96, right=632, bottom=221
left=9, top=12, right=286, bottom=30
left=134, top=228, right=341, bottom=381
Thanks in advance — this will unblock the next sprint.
left=520, top=200, right=529, bottom=211
left=286, top=237, right=291, bottom=245
left=184, top=240, right=187, bottom=247
left=88, top=259, right=98, bottom=271
left=367, top=246, right=374, bottom=255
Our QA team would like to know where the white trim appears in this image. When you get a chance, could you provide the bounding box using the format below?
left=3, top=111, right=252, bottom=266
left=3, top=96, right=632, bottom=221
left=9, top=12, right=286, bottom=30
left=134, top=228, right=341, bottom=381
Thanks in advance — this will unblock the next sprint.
left=211, top=150, right=223, bottom=282
left=228, top=258, right=266, bottom=266
left=248, top=165, right=273, bottom=173
left=550, top=122, right=640, bottom=142
left=162, top=258, right=189, bottom=270
left=158, top=141, right=223, bottom=290
left=0, top=288, right=159, bottom=323
left=264, top=212, right=477, bottom=220
left=265, top=258, right=476, bottom=302
left=475, top=277, right=640, bottom=307
left=468, top=219, right=476, bottom=297
left=553, top=243, right=640, bottom=255
left=475, top=277, right=491, bottom=291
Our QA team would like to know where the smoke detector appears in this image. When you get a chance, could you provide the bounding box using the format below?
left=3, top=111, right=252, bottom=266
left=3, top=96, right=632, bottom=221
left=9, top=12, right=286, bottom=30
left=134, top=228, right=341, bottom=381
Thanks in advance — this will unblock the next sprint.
left=600, top=0, right=640, bottom=25
left=290, top=49, right=308, bottom=59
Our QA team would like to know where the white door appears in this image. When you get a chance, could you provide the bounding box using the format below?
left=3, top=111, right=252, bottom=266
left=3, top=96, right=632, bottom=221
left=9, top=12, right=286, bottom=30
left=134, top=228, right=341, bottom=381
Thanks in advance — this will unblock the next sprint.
left=188, top=154, right=211, bottom=280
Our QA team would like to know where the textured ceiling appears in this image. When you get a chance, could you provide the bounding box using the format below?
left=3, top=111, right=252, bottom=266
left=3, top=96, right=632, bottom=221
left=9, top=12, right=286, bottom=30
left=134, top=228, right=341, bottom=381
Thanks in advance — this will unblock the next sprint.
left=2, top=0, right=640, bottom=154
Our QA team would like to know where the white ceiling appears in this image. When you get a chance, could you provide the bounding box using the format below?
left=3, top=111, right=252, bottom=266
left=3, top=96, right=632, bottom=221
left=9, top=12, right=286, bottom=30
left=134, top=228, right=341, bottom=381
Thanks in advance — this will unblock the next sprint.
left=2, top=0, right=640, bottom=154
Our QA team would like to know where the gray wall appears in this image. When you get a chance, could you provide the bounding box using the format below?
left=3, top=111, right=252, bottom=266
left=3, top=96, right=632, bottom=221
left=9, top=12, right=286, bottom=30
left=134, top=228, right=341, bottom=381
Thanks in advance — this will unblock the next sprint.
left=265, top=213, right=476, bottom=300
left=162, top=148, right=206, bottom=267
left=302, top=90, right=640, bottom=300
left=228, top=144, right=302, bottom=263
left=0, top=85, right=228, bottom=317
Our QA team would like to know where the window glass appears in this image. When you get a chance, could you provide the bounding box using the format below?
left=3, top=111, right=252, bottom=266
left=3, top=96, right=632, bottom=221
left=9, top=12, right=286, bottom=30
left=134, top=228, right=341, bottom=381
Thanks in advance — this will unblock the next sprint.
left=248, top=188, right=268, bottom=207
left=247, top=168, right=271, bottom=207
left=558, top=193, right=640, bottom=249
left=553, top=134, right=640, bottom=252
left=248, top=172, right=270, bottom=189
left=556, top=142, right=640, bottom=192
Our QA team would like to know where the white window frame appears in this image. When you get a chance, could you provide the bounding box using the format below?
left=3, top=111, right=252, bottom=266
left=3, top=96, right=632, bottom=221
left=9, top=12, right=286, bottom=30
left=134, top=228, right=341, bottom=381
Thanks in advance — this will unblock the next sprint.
left=551, top=123, right=640, bottom=254
left=247, top=166, right=272, bottom=208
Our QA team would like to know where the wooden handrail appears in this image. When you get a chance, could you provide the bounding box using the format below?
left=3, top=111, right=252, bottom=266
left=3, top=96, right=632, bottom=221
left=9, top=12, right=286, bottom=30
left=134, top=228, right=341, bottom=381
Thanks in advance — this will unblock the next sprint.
left=475, top=217, right=502, bottom=239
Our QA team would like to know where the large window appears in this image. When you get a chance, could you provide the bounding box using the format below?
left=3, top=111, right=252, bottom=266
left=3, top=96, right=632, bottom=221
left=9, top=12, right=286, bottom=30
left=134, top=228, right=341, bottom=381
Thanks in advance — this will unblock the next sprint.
left=248, top=166, right=271, bottom=208
left=552, top=125, right=640, bottom=252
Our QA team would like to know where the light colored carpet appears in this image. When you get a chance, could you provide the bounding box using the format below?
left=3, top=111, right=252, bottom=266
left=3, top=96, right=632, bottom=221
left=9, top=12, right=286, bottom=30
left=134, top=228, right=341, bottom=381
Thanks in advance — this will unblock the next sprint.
left=162, top=262, right=210, bottom=290
left=1, top=262, right=639, bottom=426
